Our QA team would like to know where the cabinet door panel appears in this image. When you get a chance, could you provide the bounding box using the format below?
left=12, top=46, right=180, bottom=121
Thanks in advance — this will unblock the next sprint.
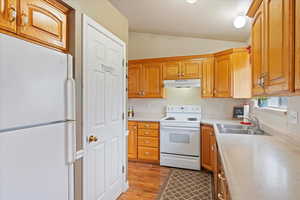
left=214, top=55, right=232, bottom=98
left=128, top=125, right=137, bottom=160
left=18, top=0, right=68, bottom=50
left=180, top=60, right=202, bottom=79
left=163, top=61, right=180, bottom=80
left=128, top=64, right=142, bottom=98
left=0, top=0, right=17, bottom=32
left=265, top=0, right=294, bottom=94
left=142, top=63, right=163, bottom=98
left=296, top=0, right=300, bottom=91
left=252, top=2, right=265, bottom=96
left=201, top=125, right=213, bottom=171
left=202, top=58, right=214, bottom=98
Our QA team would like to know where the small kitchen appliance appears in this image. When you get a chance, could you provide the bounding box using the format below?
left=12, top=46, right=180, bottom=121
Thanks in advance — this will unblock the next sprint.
left=160, top=105, right=202, bottom=170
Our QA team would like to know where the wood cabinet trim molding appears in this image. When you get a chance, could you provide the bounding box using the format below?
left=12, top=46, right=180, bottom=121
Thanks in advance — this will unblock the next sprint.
left=296, top=0, right=300, bottom=91
left=247, top=0, right=264, bottom=18
left=128, top=54, right=214, bottom=64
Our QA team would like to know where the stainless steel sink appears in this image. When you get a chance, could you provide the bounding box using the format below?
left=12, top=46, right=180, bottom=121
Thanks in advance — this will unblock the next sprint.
left=216, top=124, right=267, bottom=135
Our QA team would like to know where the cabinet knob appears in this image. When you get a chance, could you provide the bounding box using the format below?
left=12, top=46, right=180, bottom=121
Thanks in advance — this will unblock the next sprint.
left=88, top=135, right=99, bottom=143
left=182, top=73, right=185, bottom=76
left=145, top=152, right=150, bottom=155
left=218, top=173, right=226, bottom=181
left=21, top=11, right=29, bottom=26
left=217, top=193, right=225, bottom=200
left=9, top=6, right=17, bottom=22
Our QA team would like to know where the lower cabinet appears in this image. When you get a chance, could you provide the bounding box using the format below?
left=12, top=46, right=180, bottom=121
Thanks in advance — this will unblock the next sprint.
left=217, top=151, right=231, bottom=200
left=201, top=124, right=230, bottom=200
left=128, top=121, right=160, bottom=163
left=128, top=121, right=138, bottom=160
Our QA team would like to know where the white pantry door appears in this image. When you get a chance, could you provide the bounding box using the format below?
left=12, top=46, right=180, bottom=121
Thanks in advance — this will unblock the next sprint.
left=83, top=15, right=126, bottom=200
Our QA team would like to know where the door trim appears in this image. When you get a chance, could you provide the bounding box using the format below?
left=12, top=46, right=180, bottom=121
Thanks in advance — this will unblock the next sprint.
left=81, top=14, right=127, bottom=200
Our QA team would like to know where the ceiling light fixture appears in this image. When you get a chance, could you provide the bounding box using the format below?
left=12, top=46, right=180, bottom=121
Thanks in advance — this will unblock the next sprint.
left=186, top=0, right=197, bottom=4
left=233, top=15, right=247, bottom=29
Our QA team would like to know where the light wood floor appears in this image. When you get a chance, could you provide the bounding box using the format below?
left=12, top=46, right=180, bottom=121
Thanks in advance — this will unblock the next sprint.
left=118, top=161, right=171, bottom=200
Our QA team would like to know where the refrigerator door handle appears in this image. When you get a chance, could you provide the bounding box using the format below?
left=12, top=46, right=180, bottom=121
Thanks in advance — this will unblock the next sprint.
left=67, top=54, right=76, bottom=121
left=67, top=121, right=76, bottom=164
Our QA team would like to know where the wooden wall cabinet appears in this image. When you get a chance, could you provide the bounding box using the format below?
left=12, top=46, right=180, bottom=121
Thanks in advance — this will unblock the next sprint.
left=251, top=2, right=265, bottom=96
left=0, top=0, right=17, bottom=33
left=128, top=121, right=138, bottom=160
left=128, top=63, right=164, bottom=98
left=264, top=0, right=294, bottom=95
left=128, top=121, right=160, bottom=163
left=248, top=0, right=295, bottom=96
left=202, top=58, right=215, bottom=98
left=163, top=61, right=181, bottom=80
left=214, top=54, right=232, bottom=98
left=180, top=60, right=202, bottom=79
left=0, top=0, right=69, bottom=51
left=18, top=0, right=68, bottom=51
left=214, top=49, right=251, bottom=98
left=163, top=60, right=202, bottom=80
left=296, top=0, right=300, bottom=92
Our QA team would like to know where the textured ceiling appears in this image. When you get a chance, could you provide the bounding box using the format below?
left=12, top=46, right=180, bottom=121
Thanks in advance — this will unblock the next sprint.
left=109, top=0, right=252, bottom=42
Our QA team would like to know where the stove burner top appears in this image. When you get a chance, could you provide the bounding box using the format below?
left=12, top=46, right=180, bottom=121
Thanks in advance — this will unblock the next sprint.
left=187, top=118, right=198, bottom=121
left=165, top=117, right=176, bottom=120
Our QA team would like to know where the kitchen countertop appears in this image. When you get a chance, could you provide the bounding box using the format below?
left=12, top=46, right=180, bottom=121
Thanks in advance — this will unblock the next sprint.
left=202, top=119, right=300, bottom=200
left=127, top=115, right=300, bottom=199
left=128, top=113, right=164, bottom=122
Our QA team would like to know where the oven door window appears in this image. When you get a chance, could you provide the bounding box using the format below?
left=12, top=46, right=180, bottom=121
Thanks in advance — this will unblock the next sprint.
left=160, top=127, right=200, bottom=156
left=169, top=133, right=190, bottom=144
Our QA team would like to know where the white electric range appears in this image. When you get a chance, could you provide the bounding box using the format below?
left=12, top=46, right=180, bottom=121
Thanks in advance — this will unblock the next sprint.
left=160, top=105, right=201, bottom=170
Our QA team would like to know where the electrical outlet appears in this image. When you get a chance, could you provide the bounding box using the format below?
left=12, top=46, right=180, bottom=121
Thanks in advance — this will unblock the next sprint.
left=288, top=111, right=298, bottom=125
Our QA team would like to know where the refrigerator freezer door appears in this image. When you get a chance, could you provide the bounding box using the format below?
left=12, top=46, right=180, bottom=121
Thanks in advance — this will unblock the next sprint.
left=0, top=122, right=73, bottom=200
left=0, top=34, right=68, bottom=130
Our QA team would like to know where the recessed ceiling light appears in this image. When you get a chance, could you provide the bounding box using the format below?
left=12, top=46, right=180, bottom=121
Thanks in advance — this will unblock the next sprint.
left=186, top=0, right=197, bottom=4
left=233, top=15, right=247, bottom=29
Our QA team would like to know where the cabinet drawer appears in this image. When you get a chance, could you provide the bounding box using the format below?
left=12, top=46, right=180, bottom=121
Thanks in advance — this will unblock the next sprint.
left=128, top=121, right=137, bottom=126
left=138, top=147, right=159, bottom=161
left=138, top=137, right=159, bottom=148
left=138, top=129, right=159, bottom=137
left=138, top=122, right=159, bottom=129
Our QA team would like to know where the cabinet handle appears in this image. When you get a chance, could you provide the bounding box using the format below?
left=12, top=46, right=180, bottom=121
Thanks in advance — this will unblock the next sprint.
left=217, top=193, right=225, bottom=200
left=218, top=173, right=226, bottom=181
left=211, top=145, right=214, bottom=152
left=142, top=91, right=145, bottom=96
left=145, top=140, right=150, bottom=144
left=9, top=6, right=17, bottom=22
left=182, top=73, right=185, bottom=76
left=21, top=11, right=29, bottom=26
left=145, top=152, right=150, bottom=155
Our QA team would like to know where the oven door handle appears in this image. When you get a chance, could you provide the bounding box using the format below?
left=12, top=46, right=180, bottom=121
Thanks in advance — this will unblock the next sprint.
left=161, top=126, right=200, bottom=131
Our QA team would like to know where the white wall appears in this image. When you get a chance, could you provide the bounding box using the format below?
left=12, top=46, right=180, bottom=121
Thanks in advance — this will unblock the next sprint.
left=129, top=32, right=247, bottom=60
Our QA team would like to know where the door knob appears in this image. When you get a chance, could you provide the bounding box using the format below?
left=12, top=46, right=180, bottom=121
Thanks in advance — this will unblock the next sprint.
left=88, top=135, right=98, bottom=143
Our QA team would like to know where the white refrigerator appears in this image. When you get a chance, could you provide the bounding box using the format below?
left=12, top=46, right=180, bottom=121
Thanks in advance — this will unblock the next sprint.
left=0, top=33, right=76, bottom=200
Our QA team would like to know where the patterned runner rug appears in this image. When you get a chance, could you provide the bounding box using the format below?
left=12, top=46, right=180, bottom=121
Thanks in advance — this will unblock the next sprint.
left=159, top=168, right=212, bottom=200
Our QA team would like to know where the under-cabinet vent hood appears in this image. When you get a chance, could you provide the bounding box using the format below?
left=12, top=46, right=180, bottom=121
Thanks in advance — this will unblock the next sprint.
left=163, top=79, right=201, bottom=88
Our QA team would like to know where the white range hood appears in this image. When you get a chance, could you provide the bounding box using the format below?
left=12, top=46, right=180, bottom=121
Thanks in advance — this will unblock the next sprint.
left=163, top=79, right=201, bottom=88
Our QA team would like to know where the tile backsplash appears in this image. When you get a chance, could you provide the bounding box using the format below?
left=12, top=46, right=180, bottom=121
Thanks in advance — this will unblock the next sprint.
left=250, top=96, right=300, bottom=145
left=129, top=88, right=246, bottom=119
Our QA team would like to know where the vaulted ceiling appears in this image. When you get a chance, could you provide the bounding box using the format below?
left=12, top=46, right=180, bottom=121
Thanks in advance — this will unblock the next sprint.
left=109, top=0, right=252, bottom=42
